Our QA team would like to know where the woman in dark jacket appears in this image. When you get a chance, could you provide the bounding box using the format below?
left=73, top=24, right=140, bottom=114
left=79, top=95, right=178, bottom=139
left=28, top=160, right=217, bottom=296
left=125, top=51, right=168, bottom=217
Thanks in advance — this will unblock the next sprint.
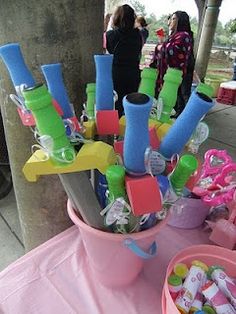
left=106, top=4, right=142, bottom=117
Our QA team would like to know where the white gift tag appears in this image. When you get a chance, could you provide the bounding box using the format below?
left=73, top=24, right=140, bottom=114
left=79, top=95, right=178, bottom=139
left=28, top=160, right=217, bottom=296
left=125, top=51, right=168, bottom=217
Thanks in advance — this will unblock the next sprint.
left=156, top=97, right=163, bottom=120
left=101, top=197, right=131, bottom=226
left=188, top=122, right=209, bottom=153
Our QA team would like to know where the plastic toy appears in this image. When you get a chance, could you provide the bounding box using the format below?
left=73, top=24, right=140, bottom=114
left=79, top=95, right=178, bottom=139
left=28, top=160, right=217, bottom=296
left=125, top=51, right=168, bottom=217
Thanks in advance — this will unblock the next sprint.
left=159, top=84, right=214, bottom=159
left=94, top=54, right=114, bottom=110
left=123, top=93, right=153, bottom=175
left=22, top=83, right=75, bottom=165
left=158, top=68, right=183, bottom=123
left=85, top=83, right=96, bottom=119
left=23, top=141, right=117, bottom=182
left=104, top=165, right=138, bottom=233
left=138, top=67, right=158, bottom=98
left=169, top=154, right=198, bottom=196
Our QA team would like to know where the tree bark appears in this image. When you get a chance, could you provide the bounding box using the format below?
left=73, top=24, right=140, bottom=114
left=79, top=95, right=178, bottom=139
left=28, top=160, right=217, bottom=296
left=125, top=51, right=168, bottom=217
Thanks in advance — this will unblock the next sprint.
left=194, top=0, right=207, bottom=55
left=0, top=0, right=104, bottom=251
left=195, top=0, right=222, bottom=80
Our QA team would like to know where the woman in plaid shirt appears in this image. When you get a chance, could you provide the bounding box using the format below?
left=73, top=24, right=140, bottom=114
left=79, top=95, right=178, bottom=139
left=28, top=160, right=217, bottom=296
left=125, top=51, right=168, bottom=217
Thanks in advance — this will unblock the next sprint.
left=150, top=11, right=195, bottom=117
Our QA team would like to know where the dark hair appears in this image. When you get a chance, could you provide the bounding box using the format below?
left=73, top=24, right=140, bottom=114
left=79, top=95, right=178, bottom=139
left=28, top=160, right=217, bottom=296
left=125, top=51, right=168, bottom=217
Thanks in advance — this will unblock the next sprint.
left=112, top=4, right=136, bottom=30
left=104, top=13, right=112, bottom=32
left=136, top=16, right=148, bottom=27
left=172, top=11, right=193, bottom=38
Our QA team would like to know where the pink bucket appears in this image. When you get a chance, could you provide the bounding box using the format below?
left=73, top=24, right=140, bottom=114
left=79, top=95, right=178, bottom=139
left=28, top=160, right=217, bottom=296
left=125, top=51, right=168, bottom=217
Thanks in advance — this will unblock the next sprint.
left=168, top=197, right=210, bottom=229
left=162, top=245, right=236, bottom=314
left=67, top=200, right=167, bottom=288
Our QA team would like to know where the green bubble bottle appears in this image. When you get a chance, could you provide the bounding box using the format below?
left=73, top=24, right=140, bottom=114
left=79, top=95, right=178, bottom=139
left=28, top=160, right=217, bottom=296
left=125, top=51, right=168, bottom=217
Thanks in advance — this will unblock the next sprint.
left=158, top=68, right=183, bottom=123
left=196, top=82, right=214, bottom=98
left=22, top=83, right=75, bottom=165
left=86, top=83, right=96, bottom=119
left=169, top=154, right=198, bottom=196
left=138, top=68, right=158, bottom=98
left=105, top=165, right=139, bottom=233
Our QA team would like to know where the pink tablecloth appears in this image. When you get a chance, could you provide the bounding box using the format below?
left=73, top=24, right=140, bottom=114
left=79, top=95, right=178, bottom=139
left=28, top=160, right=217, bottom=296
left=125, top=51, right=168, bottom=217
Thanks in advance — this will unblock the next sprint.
left=0, top=224, right=211, bottom=314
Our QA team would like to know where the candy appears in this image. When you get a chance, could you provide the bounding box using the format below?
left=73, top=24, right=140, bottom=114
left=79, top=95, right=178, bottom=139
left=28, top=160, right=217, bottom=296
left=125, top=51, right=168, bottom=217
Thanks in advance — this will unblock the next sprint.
left=174, top=263, right=189, bottom=279
left=209, top=266, right=236, bottom=310
left=175, top=261, right=207, bottom=314
left=168, top=274, right=182, bottom=301
left=202, top=281, right=236, bottom=314
left=189, top=291, right=203, bottom=313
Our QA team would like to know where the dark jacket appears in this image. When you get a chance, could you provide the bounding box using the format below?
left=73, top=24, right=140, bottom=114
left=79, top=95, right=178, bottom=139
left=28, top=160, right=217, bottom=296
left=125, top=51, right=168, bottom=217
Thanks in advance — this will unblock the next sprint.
left=106, top=28, right=142, bottom=116
left=106, top=28, right=142, bottom=69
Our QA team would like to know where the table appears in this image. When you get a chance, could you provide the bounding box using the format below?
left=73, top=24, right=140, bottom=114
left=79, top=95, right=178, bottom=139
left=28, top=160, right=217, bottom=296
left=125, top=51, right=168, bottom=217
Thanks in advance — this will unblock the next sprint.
left=0, top=224, right=211, bottom=314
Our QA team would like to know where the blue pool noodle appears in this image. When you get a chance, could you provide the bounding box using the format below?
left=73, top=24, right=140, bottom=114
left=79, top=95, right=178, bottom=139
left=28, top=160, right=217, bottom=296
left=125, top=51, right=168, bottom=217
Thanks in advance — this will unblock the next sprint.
left=41, top=63, right=74, bottom=119
left=159, top=91, right=214, bottom=159
left=0, top=43, right=35, bottom=88
left=123, top=93, right=153, bottom=174
left=94, top=54, right=114, bottom=111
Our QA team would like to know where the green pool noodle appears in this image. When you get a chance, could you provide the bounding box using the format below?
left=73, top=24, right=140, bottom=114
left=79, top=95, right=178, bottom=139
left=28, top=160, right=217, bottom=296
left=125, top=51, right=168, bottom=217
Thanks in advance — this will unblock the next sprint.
left=158, top=68, right=183, bottom=123
left=86, top=83, right=96, bottom=119
left=106, top=165, right=126, bottom=201
left=22, top=84, right=75, bottom=164
left=169, top=154, right=198, bottom=196
left=196, top=82, right=214, bottom=98
left=138, top=68, right=158, bottom=98
left=105, top=165, right=138, bottom=233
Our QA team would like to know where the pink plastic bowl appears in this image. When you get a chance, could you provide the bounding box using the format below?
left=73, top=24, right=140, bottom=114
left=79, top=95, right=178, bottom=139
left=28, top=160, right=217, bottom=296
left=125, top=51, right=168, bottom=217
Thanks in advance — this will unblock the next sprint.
left=162, top=244, right=236, bottom=314
left=168, top=197, right=210, bottom=229
left=67, top=199, right=167, bottom=288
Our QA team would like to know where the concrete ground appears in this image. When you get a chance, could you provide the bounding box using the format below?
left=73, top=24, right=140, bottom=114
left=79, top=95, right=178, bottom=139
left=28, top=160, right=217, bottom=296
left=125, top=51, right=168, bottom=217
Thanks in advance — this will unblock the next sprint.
left=0, top=101, right=236, bottom=272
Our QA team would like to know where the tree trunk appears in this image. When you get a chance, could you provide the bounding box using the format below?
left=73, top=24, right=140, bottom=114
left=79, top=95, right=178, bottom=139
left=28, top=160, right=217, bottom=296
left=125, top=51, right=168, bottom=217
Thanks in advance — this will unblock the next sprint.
left=194, top=0, right=207, bottom=55
left=0, top=0, right=104, bottom=251
left=195, top=0, right=222, bottom=80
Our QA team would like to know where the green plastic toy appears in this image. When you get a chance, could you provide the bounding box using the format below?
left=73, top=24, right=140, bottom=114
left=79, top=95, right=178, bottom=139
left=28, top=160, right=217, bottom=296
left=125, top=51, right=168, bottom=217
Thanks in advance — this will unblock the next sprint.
left=169, top=154, right=198, bottom=196
left=138, top=68, right=158, bottom=98
left=22, top=83, right=75, bottom=165
left=86, top=83, right=96, bottom=119
left=105, top=165, right=138, bottom=233
left=158, top=68, right=183, bottom=123
left=196, top=82, right=214, bottom=98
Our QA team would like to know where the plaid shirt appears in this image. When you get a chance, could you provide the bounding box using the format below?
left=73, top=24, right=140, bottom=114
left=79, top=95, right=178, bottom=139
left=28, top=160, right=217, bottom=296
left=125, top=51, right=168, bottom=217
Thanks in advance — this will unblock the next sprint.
left=151, top=31, right=193, bottom=96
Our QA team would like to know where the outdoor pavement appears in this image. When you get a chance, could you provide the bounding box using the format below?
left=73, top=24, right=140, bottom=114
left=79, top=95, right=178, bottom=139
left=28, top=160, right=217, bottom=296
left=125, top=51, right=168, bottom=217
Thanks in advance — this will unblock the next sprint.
left=0, top=100, right=236, bottom=272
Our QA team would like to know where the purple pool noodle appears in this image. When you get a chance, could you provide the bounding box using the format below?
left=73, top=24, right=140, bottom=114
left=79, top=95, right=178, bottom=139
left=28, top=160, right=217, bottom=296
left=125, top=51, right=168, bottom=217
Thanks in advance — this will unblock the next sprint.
left=159, top=91, right=214, bottom=159
left=0, top=43, right=35, bottom=88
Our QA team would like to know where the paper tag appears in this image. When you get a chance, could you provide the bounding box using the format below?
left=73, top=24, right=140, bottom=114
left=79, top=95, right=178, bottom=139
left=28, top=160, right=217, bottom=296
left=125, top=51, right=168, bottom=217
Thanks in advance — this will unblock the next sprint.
left=145, top=147, right=166, bottom=175
left=156, top=97, right=163, bottom=120
left=193, top=122, right=209, bottom=144
left=102, top=198, right=131, bottom=226
left=163, top=188, right=179, bottom=204
left=38, top=135, right=54, bottom=151
left=188, top=122, right=209, bottom=153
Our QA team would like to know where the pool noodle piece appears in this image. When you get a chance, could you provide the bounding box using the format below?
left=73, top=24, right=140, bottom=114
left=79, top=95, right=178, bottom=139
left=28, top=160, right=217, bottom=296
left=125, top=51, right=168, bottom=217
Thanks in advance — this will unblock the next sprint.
left=125, top=175, right=162, bottom=216
left=96, top=110, right=119, bottom=135
left=149, top=126, right=160, bottom=149
left=94, top=54, right=114, bottom=110
left=123, top=93, right=153, bottom=174
left=0, top=42, right=35, bottom=87
left=41, top=63, right=74, bottom=119
left=159, top=91, right=214, bottom=159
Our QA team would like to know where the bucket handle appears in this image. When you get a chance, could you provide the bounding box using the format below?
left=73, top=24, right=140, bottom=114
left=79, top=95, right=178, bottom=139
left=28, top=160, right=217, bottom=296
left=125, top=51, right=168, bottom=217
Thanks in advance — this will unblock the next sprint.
left=124, top=238, right=157, bottom=259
